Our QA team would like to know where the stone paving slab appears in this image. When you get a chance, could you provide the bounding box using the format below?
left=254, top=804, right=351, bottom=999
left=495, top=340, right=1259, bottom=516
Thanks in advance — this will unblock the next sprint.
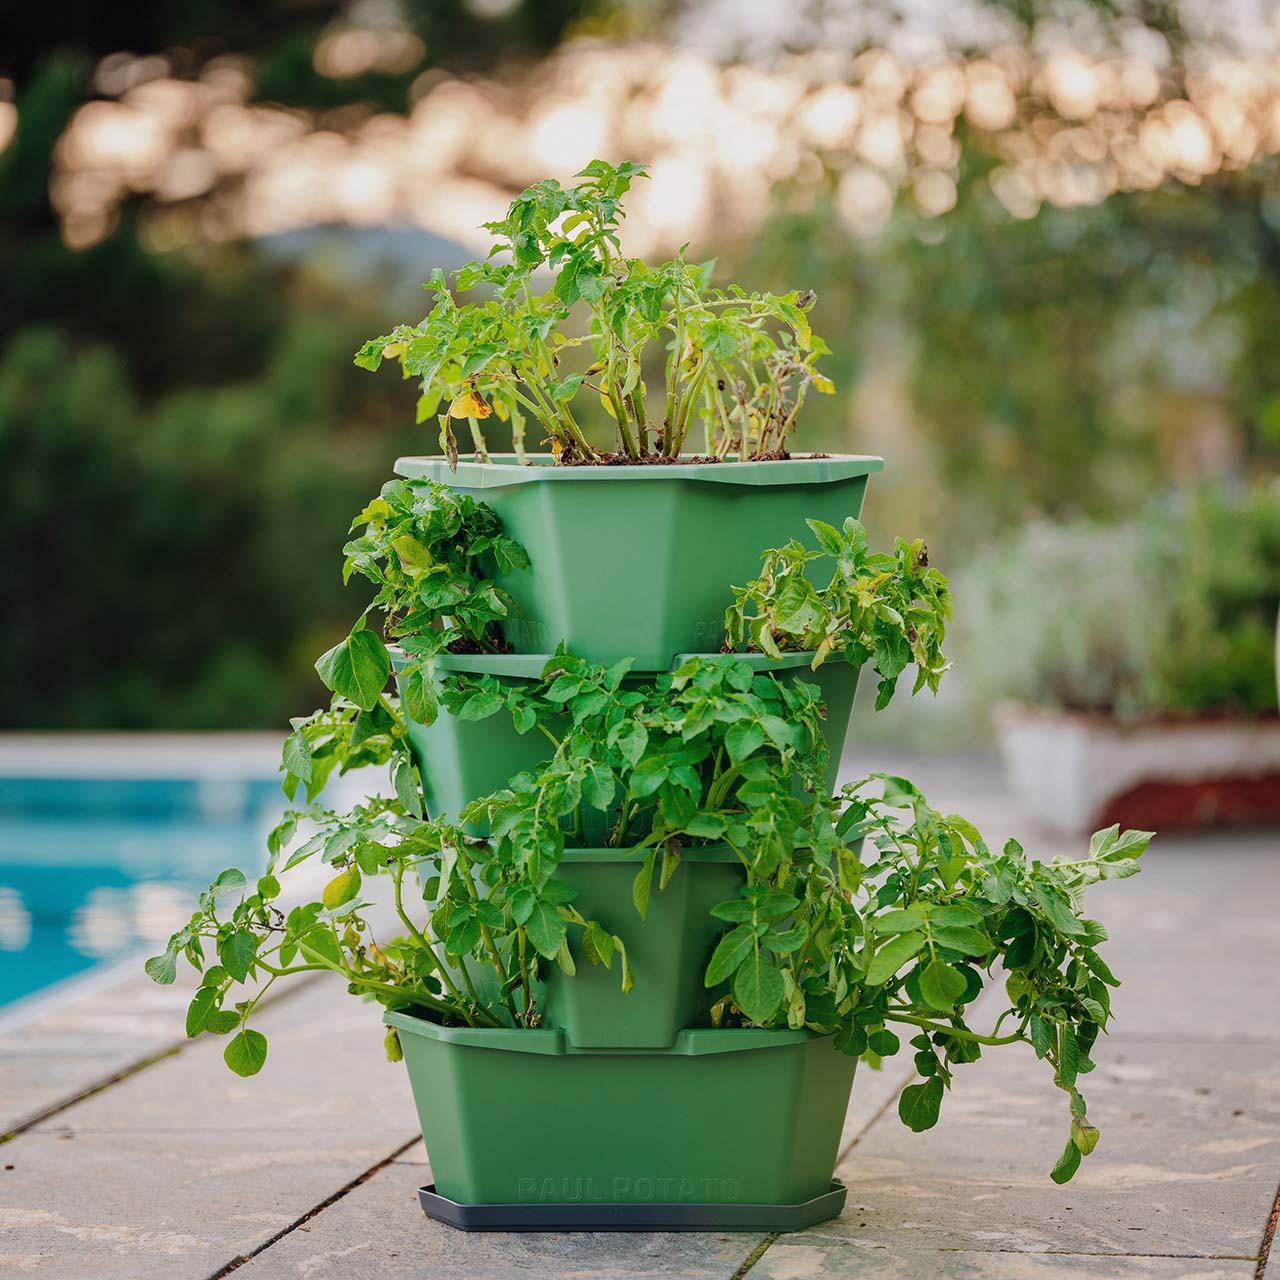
left=0, top=977, right=420, bottom=1278
left=0, top=971, right=198, bottom=1135
left=26, top=982, right=411, bottom=1139
left=752, top=1238, right=1258, bottom=1279
left=1, top=747, right=1276, bottom=1280
left=227, top=1160, right=766, bottom=1280
left=819, top=1039, right=1279, bottom=1262
left=1089, top=831, right=1280, bottom=1043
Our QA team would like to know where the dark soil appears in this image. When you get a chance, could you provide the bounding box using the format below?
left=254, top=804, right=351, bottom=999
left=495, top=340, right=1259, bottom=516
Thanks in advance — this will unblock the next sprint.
left=446, top=636, right=513, bottom=655
left=569, top=450, right=834, bottom=467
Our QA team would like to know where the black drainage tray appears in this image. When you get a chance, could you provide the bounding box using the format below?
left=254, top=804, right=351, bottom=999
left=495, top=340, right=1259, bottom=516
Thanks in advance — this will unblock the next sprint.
left=418, top=1180, right=846, bottom=1232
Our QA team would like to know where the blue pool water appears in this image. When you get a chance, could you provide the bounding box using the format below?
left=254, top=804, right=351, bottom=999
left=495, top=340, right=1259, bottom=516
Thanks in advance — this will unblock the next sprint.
left=0, top=777, right=282, bottom=1011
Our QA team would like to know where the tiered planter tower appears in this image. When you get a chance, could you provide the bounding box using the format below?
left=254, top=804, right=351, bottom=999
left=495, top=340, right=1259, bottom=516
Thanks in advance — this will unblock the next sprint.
left=392, top=453, right=882, bottom=1230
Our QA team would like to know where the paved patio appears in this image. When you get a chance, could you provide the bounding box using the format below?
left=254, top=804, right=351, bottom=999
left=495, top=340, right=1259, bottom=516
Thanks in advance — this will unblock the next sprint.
left=1, top=752, right=1278, bottom=1279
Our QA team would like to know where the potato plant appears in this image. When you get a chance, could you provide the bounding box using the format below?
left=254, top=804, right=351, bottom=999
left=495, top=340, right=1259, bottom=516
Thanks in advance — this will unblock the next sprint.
left=354, top=160, right=832, bottom=463
left=148, top=479, right=1152, bottom=1184
left=725, top=516, right=952, bottom=709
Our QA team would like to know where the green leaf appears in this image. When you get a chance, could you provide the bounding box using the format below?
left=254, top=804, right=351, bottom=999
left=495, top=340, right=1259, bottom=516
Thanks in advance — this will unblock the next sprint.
left=1033, top=884, right=1086, bottom=937
left=393, top=758, right=423, bottom=819
left=1029, top=1013, right=1052, bottom=1059
left=281, top=731, right=312, bottom=783
left=210, top=868, right=247, bottom=899
left=185, top=986, right=218, bottom=1037
left=384, top=1027, right=404, bottom=1063
left=725, top=720, right=765, bottom=763
left=1057, top=1023, right=1081, bottom=1088
left=898, top=1076, right=944, bottom=1132
left=930, top=925, right=993, bottom=956
left=322, top=867, right=361, bottom=911
left=866, top=931, right=926, bottom=985
left=583, top=764, right=615, bottom=811
left=315, top=628, right=390, bottom=711
left=456, top=688, right=505, bottom=721
left=218, top=929, right=258, bottom=984
left=632, top=849, right=657, bottom=920
left=144, top=950, right=177, bottom=985
left=873, top=906, right=926, bottom=935
left=613, top=721, right=648, bottom=767
left=583, top=921, right=614, bottom=969
left=224, top=1029, right=268, bottom=1078
left=919, top=959, right=966, bottom=1011
left=1050, top=1137, right=1082, bottom=1184
left=401, top=668, right=438, bottom=725
left=705, top=924, right=754, bottom=986
left=1080, top=996, right=1107, bottom=1024
left=685, top=812, right=726, bottom=839
left=1072, top=1117, right=1100, bottom=1155
left=867, top=1027, right=900, bottom=1057
left=524, top=900, right=566, bottom=960
left=732, top=950, right=785, bottom=1024
left=806, top=518, right=843, bottom=556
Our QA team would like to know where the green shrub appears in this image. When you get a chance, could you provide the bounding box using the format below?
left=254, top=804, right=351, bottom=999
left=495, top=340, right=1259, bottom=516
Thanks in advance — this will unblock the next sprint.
left=955, top=482, right=1280, bottom=719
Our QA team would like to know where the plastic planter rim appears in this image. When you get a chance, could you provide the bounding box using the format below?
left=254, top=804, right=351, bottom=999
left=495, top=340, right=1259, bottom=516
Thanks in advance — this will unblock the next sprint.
left=388, top=647, right=834, bottom=680
left=384, top=1007, right=825, bottom=1057
left=394, top=453, right=884, bottom=490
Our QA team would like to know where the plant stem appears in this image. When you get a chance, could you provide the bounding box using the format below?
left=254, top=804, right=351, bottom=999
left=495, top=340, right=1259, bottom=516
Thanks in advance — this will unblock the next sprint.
left=465, top=415, right=490, bottom=462
left=454, top=844, right=518, bottom=1017
left=517, top=927, right=532, bottom=1024
left=630, top=387, right=649, bottom=453
left=886, top=1010, right=1024, bottom=1047
left=664, top=305, right=684, bottom=455
left=392, top=861, right=464, bottom=1002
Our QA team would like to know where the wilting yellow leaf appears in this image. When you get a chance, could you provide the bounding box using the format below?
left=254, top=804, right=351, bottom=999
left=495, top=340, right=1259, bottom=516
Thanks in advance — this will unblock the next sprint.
left=449, top=390, right=493, bottom=419
left=812, top=373, right=836, bottom=395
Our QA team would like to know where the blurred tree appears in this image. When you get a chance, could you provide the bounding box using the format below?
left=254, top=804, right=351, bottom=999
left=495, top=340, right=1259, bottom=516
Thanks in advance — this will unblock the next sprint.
left=0, top=1, right=603, bottom=728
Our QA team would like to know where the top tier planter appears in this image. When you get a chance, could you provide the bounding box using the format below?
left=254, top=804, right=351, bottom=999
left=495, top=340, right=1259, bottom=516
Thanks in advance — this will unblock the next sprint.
left=395, top=453, right=885, bottom=669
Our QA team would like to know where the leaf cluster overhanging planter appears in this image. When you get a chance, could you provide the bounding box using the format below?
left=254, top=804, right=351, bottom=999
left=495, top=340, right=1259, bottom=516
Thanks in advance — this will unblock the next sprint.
left=148, top=160, right=1154, bottom=1235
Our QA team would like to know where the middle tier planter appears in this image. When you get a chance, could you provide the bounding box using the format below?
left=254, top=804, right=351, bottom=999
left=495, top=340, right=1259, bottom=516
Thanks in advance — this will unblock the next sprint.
left=394, top=453, right=884, bottom=668
left=546, top=846, right=742, bottom=1049
left=394, top=650, right=861, bottom=833
left=430, top=846, right=744, bottom=1051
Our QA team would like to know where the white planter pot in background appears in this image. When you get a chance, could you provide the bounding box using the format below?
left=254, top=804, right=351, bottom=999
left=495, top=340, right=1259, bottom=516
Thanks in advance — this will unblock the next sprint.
left=995, top=705, right=1280, bottom=834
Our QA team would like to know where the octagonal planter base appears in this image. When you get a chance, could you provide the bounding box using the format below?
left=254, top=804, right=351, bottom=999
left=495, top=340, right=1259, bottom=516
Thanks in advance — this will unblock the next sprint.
left=386, top=1011, right=856, bottom=1229
left=416, top=1180, right=847, bottom=1232
left=394, top=453, right=883, bottom=669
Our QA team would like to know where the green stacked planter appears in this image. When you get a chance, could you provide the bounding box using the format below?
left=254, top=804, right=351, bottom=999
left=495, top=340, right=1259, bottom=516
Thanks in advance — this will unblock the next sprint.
left=394, top=650, right=861, bottom=836
left=394, top=455, right=880, bottom=1229
left=394, top=454, right=883, bottom=668
left=388, top=1012, right=857, bottom=1230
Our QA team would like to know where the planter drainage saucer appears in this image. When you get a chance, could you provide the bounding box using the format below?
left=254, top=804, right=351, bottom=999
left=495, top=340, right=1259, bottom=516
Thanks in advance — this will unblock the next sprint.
left=417, top=1179, right=847, bottom=1232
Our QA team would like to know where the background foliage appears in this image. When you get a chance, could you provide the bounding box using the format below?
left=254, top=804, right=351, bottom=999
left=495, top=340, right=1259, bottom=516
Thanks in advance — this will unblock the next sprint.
left=2, top=0, right=1276, bottom=729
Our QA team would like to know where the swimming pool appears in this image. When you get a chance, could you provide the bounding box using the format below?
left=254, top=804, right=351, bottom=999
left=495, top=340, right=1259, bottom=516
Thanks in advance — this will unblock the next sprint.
left=0, top=776, right=282, bottom=1011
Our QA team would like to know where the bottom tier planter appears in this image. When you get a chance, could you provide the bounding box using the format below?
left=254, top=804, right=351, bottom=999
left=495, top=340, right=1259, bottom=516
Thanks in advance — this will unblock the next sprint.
left=386, top=1010, right=856, bottom=1231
